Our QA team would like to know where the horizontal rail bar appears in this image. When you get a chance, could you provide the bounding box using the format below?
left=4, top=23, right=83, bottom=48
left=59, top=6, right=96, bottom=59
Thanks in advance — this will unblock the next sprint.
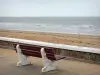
left=0, top=37, right=100, bottom=54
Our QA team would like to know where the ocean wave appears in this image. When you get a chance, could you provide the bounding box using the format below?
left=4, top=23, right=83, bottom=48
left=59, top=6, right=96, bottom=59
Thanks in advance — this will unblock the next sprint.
left=0, top=22, right=100, bottom=36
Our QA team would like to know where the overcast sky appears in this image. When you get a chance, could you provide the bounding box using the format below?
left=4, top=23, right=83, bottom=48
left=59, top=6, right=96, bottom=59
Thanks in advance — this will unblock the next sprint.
left=0, top=0, right=100, bottom=17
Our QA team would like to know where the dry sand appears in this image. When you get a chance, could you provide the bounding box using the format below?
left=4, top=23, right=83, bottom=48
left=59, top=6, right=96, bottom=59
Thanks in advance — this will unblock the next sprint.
left=0, top=30, right=100, bottom=48
left=0, top=48, right=100, bottom=75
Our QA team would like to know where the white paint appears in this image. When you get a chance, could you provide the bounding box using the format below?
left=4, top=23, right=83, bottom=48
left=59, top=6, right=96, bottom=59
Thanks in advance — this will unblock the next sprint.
left=16, top=44, right=31, bottom=66
left=41, top=48, right=57, bottom=72
left=0, top=36, right=100, bottom=54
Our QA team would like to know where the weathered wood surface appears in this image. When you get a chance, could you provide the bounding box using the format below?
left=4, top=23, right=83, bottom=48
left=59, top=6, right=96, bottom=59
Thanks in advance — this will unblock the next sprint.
left=14, top=44, right=56, bottom=60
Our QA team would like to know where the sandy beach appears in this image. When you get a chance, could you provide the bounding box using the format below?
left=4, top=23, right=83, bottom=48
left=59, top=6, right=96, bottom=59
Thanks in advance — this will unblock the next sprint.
left=0, top=30, right=100, bottom=48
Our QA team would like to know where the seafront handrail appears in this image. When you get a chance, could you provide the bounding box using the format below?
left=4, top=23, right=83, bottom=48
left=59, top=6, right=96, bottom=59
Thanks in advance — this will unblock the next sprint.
left=0, top=36, right=100, bottom=54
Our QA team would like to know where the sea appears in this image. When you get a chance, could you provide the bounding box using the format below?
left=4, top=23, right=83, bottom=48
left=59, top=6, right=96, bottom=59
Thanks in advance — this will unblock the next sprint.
left=0, top=17, right=100, bottom=36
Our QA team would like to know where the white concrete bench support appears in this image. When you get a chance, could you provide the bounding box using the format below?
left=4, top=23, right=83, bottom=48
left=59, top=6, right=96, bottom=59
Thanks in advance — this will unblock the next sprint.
left=41, top=48, right=57, bottom=72
left=16, top=44, right=31, bottom=66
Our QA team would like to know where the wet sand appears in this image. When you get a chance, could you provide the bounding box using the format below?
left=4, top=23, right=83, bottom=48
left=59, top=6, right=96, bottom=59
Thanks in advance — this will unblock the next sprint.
left=0, top=48, right=100, bottom=75
left=0, top=30, right=100, bottom=48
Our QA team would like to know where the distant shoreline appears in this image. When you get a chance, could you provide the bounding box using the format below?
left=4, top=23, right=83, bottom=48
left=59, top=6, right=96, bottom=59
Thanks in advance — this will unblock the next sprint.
left=0, top=29, right=100, bottom=36
left=0, top=29, right=100, bottom=48
left=0, top=17, right=100, bottom=36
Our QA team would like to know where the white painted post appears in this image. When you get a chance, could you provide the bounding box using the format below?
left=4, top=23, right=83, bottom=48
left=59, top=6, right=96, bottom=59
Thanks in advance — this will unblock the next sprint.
left=41, top=48, right=57, bottom=72
left=16, top=44, right=31, bottom=66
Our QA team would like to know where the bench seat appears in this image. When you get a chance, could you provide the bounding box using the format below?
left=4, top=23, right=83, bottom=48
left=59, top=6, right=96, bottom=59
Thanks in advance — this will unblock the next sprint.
left=13, top=44, right=65, bottom=61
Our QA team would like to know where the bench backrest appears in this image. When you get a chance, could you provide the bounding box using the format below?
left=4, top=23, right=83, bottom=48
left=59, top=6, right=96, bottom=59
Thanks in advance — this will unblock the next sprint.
left=13, top=44, right=56, bottom=60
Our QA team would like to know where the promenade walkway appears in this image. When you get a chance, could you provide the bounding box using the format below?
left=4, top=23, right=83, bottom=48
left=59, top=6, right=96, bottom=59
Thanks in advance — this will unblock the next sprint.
left=0, top=49, right=100, bottom=75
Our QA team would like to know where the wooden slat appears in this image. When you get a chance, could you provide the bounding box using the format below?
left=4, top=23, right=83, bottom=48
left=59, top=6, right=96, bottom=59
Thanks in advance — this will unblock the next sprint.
left=13, top=44, right=56, bottom=60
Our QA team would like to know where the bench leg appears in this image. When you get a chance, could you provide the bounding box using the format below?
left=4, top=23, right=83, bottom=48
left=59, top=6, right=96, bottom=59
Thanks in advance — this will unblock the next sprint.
left=16, top=44, right=31, bottom=66
left=41, top=48, right=57, bottom=72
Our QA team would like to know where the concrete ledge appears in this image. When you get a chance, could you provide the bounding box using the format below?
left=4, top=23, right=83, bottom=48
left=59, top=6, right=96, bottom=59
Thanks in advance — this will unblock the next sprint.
left=0, top=36, right=100, bottom=54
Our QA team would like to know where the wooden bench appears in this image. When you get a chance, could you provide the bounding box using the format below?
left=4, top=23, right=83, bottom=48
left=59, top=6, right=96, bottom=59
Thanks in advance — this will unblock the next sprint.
left=13, top=44, right=65, bottom=72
